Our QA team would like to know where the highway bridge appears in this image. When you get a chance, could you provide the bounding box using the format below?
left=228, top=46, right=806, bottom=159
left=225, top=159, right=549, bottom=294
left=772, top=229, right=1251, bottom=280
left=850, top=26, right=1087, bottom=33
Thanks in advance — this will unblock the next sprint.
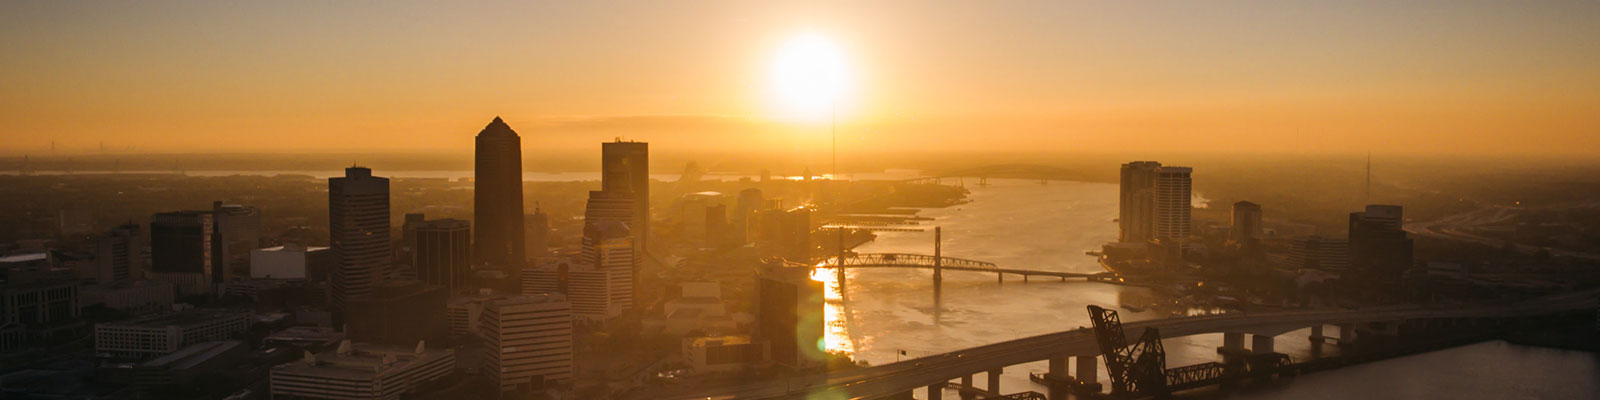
left=656, top=289, right=1598, bottom=400
left=828, top=252, right=1108, bottom=282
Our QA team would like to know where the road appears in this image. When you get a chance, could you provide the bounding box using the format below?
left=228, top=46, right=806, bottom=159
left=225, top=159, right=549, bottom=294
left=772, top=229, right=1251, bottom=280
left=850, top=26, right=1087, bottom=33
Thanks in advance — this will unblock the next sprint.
left=649, top=290, right=1598, bottom=400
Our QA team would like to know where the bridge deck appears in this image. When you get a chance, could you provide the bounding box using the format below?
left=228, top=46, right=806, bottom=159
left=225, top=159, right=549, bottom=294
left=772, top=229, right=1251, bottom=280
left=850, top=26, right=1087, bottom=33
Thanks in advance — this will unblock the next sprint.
left=822, top=253, right=1106, bottom=279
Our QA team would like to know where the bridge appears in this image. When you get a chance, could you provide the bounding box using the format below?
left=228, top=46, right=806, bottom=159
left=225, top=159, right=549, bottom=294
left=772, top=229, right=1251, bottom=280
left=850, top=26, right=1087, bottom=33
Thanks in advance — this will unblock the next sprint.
left=830, top=253, right=1108, bottom=282
left=654, top=289, right=1598, bottom=400
left=817, top=227, right=1114, bottom=313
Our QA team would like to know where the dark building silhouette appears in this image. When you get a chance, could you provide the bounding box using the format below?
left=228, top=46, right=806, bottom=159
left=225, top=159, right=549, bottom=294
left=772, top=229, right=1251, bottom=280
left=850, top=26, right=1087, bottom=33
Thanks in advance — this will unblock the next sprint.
left=601, top=140, right=649, bottom=248
left=475, top=117, right=526, bottom=270
left=756, top=262, right=824, bottom=370
left=526, top=207, right=549, bottom=259
left=95, top=223, right=143, bottom=286
left=344, top=280, right=447, bottom=346
left=1230, top=201, right=1263, bottom=243
left=150, top=211, right=213, bottom=280
left=413, top=218, right=471, bottom=294
left=328, top=167, right=391, bottom=320
left=211, top=201, right=260, bottom=283
left=1349, top=205, right=1414, bottom=282
left=1118, top=161, right=1161, bottom=243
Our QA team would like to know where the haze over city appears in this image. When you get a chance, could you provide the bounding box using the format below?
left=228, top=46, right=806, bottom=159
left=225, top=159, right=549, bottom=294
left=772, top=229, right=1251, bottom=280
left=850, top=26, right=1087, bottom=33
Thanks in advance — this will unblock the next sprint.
left=4, top=1, right=1600, bottom=156
left=2, top=2, right=1598, bottom=400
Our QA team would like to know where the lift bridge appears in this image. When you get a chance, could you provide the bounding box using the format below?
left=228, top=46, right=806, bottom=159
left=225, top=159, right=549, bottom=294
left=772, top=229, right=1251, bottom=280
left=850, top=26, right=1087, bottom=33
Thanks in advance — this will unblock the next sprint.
left=1088, top=305, right=1291, bottom=398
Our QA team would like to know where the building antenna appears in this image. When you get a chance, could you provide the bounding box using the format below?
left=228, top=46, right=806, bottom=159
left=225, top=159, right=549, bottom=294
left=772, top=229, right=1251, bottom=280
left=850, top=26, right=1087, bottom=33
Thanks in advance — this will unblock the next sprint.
left=1364, top=151, right=1372, bottom=204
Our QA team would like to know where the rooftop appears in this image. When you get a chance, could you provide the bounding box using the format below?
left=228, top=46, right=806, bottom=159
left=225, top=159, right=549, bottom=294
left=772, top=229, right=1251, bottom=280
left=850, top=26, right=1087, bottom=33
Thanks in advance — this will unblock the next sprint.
left=272, top=341, right=454, bottom=380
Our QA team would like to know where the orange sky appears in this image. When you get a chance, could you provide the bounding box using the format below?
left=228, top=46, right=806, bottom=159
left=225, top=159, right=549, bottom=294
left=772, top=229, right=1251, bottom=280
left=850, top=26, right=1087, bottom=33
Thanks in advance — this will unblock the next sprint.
left=2, top=1, right=1597, bottom=156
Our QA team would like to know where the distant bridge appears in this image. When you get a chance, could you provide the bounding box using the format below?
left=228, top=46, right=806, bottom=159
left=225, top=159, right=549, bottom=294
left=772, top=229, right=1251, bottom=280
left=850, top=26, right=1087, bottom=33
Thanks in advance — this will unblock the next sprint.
left=826, top=253, right=1109, bottom=282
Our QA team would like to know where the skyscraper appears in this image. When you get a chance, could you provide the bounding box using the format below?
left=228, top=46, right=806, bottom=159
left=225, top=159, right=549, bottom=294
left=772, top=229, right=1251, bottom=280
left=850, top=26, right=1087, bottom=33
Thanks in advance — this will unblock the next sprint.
left=1349, top=205, right=1414, bottom=282
left=525, top=206, right=549, bottom=259
left=601, top=140, right=649, bottom=247
left=581, top=220, right=635, bottom=314
left=1154, top=166, right=1192, bottom=242
left=1118, top=161, right=1161, bottom=243
left=413, top=218, right=471, bottom=294
left=328, top=166, right=391, bottom=318
left=95, top=223, right=142, bottom=286
left=150, top=211, right=212, bottom=295
left=211, top=201, right=260, bottom=283
left=1230, top=201, right=1263, bottom=243
left=756, top=262, right=825, bottom=370
left=475, top=117, right=526, bottom=270
left=480, top=294, right=574, bottom=391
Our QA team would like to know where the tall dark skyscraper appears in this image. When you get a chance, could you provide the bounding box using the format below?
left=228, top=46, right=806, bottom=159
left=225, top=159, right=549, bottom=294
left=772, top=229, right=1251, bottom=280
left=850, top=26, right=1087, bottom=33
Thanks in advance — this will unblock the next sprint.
left=1118, top=161, right=1161, bottom=243
left=414, top=218, right=471, bottom=294
left=601, top=140, right=649, bottom=248
left=475, top=117, right=526, bottom=270
left=329, top=166, right=392, bottom=318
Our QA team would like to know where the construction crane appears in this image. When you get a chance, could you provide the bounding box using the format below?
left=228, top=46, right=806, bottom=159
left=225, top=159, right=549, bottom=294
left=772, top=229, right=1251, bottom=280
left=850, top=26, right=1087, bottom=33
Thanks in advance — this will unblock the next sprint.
left=1087, top=305, right=1291, bottom=398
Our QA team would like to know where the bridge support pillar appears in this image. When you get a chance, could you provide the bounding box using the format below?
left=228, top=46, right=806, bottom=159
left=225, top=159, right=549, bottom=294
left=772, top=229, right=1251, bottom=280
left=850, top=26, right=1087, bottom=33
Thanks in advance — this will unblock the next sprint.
left=1075, top=355, right=1100, bottom=391
left=1310, top=325, right=1325, bottom=344
left=986, top=368, right=1002, bottom=394
left=1336, top=323, right=1357, bottom=345
left=926, top=383, right=943, bottom=400
left=997, top=273, right=1003, bottom=286
left=1252, top=334, right=1276, bottom=354
left=1047, top=356, right=1068, bottom=380
left=1218, top=332, right=1247, bottom=355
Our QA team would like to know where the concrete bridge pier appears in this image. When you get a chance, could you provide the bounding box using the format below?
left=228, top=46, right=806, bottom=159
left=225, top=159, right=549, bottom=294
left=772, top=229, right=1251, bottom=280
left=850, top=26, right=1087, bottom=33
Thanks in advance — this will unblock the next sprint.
left=1252, top=334, right=1276, bottom=354
left=927, top=383, right=943, bottom=400
left=987, top=369, right=1002, bottom=394
left=1335, top=323, right=1357, bottom=345
left=1218, top=332, right=1247, bottom=355
left=960, top=375, right=974, bottom=399
left=1047, top=356, right=1068, bottom=380
left=1075, top=355, right=1101, bottom=392
left=997, top=273, right=1004, bottom=286
left=1309, top=325, right=1325, bottom=345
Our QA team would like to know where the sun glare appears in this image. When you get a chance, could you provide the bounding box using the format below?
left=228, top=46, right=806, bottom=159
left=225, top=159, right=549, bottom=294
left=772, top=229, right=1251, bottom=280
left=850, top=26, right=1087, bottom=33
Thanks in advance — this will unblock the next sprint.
left=769, top=33, right=851, bottom=123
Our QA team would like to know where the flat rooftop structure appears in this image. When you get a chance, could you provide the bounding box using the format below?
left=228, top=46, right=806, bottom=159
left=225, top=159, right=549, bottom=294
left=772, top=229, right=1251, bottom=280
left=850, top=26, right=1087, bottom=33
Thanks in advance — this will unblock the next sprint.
left=271, top=341, right=455, bottom=381
left=263, top=326, right=345, bottom=347
left=140, top=340, right=243, bottom=370
left=105, top=311, right=249, bottom=329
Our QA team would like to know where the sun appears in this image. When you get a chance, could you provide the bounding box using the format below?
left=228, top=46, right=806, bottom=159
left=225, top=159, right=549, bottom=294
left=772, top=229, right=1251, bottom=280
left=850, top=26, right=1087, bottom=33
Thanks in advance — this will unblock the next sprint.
left=769, top=33, right=852, bottom=123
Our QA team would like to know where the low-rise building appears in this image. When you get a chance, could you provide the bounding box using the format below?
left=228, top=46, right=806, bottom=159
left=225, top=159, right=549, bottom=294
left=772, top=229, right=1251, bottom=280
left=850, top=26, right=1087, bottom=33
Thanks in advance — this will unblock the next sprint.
left=270, top=340, right=455, bottom=400
left=94, top=311, right=251, bottom=360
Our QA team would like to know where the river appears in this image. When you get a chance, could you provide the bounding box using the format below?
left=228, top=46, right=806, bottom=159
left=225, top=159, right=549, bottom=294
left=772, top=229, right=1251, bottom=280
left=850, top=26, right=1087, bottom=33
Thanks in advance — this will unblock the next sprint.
left=824, top=178, right=1599, bottom=399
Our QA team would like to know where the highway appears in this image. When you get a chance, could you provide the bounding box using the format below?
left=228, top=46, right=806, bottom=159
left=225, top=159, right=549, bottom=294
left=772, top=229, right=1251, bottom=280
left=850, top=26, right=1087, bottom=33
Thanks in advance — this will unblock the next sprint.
left=653, top=290, right=1597, bottom=400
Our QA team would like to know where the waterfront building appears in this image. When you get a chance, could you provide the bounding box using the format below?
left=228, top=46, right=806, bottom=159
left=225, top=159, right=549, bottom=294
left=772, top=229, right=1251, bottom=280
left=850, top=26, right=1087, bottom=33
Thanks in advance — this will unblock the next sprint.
left=474, top=117, right=527, bottom=271
left=1118, top=161, right=1161, bottom=243
left=1349, top=205, right=1415, bottom=281
left=328, top=166, right=392, bottom=320
left=1285, top=235, right=1351, bottom=271
left=1154, top=166, right=1192, bottom=242
left=756, top=263, right=825, bottom=370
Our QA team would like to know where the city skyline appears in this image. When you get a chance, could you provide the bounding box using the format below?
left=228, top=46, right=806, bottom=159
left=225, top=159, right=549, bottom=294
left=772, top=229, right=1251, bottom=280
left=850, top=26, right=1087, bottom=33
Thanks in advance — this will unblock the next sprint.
left=2, top=3, right=1597, bottom=400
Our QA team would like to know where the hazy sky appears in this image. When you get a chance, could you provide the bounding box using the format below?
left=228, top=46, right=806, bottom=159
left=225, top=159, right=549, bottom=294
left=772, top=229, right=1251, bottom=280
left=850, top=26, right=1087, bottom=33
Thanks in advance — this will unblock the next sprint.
left=3, top=1, right=1597, bottom=155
